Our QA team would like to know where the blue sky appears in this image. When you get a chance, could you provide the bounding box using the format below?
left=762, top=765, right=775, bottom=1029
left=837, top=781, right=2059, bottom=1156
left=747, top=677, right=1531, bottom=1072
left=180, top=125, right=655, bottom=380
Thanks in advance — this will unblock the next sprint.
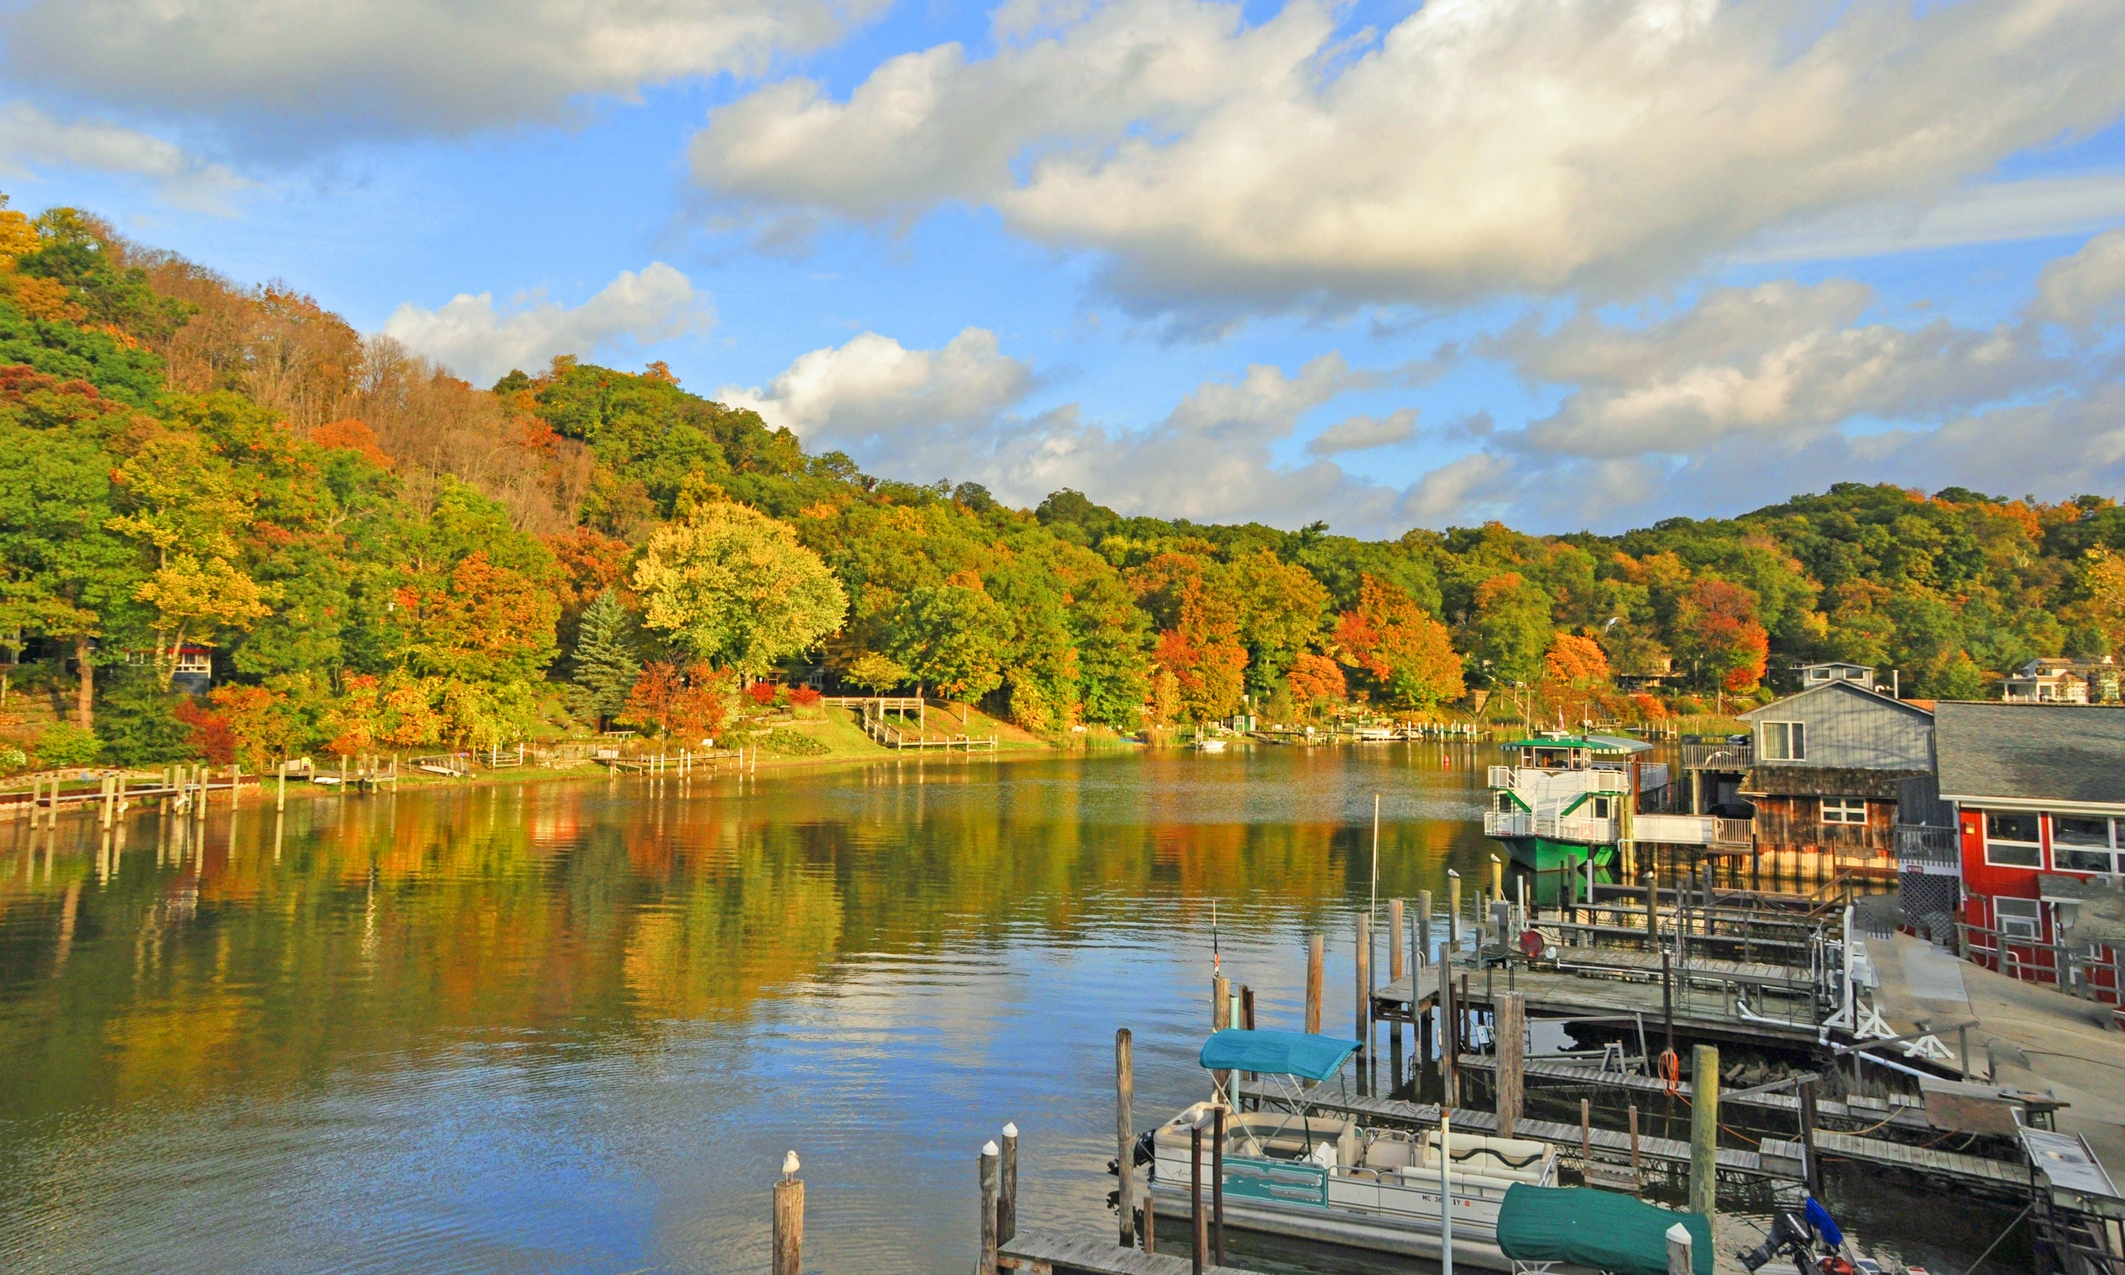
left=3, top=0, right=2123, bottom=536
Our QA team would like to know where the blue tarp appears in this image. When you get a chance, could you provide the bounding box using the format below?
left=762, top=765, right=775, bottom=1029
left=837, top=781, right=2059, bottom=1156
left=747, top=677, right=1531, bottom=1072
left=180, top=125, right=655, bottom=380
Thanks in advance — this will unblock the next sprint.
left=1197, top=1029, right=1360, bottom=1081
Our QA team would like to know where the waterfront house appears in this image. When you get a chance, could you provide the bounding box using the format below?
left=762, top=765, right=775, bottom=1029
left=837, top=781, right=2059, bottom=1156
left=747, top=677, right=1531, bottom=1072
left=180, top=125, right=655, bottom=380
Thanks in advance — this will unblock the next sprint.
left=2003, top=657, right=2091, bottom=704
left=1734, top=679, right=1950, bottom=886
left=1938, top=702, right=2125, bottom=1002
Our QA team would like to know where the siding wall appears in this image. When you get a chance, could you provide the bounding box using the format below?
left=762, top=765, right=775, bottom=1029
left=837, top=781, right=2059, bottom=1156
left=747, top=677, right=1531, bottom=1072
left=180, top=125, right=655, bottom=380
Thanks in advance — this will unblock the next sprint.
left=1744, top=683, right=1935, bottom=771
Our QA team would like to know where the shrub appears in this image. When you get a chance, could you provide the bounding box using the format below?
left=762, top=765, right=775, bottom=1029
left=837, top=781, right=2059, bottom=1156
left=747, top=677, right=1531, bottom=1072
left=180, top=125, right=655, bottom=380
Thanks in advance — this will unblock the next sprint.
left=0, top=743, right=28, bottom=775
left=788, top=686, right=822, bottom=707
left=34, top=721, right=102, bottom=767
left=745, top=681, right=779, bottom=706
left=753, top=727, right=829, bottom=756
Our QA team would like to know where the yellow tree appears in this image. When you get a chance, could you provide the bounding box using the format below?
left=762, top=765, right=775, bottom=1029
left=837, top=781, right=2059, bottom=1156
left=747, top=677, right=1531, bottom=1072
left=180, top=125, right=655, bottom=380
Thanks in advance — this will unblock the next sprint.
left=633, top=499, right=847, bottom=677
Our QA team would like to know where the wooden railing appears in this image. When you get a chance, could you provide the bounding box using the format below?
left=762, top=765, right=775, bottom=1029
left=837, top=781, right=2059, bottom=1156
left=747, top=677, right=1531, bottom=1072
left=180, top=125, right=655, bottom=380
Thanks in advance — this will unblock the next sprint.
left=1895, top=824, right=1961, bottom=874
left=1681, top=741, right=1752, bottom=771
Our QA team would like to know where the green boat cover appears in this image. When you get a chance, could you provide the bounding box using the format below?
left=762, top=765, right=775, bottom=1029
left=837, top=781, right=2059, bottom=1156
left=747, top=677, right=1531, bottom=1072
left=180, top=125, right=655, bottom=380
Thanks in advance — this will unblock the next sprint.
left=1495, top=1184, right=1712, bottom=1275
left=1197, top=1029, right=1360, bottom=1081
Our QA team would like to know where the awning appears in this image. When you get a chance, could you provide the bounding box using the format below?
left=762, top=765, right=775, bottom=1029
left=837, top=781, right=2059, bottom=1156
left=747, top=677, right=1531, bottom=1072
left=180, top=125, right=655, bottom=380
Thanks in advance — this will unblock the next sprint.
left=1496, top=1184, right=1711, bottom=1275
left=1197, top=1029, right=1360, bottom=1082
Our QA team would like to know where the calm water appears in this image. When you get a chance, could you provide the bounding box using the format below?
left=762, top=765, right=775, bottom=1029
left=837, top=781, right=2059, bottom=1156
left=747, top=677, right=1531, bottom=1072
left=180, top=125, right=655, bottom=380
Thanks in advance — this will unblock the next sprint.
left=0, top=747, right=2012, bottom=1273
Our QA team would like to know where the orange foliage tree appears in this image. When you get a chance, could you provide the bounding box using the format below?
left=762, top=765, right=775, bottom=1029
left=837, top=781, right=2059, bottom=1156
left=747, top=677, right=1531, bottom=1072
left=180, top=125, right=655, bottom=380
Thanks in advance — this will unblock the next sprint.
left=1673, top=579, right=1769, bottom=692
left=1334, top=575, right=1465, bottom=711
left=1286, top=652, right=1347, bottom=717
left=622, top=662, right=731, bottom=742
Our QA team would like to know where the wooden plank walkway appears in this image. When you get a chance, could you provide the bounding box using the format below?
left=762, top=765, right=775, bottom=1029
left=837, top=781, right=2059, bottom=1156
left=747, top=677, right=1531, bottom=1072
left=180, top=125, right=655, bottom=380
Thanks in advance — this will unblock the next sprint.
left=1545, top=946, right=1818, bottom=990
left=1760, top=1132, right=2030, bottom=1190
left=1372, top=967, right=1824, bottom=1045
left=1450, top=1054, right=1934, bottom=1133
left=1236, top=1081, right=1784, bottom=1179
left=999, top=1233, right=1263, bottom=1274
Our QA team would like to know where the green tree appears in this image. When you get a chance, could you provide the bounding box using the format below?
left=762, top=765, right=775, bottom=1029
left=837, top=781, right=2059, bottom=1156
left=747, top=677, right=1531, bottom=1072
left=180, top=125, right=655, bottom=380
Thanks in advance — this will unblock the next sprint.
left=571, top=589, right=641, bottom=728
left=890, top=583, right=1007, bottom=700
left=1467, top=572, right=1553, bottom=687
left=634, top=499, right=848, bottom=676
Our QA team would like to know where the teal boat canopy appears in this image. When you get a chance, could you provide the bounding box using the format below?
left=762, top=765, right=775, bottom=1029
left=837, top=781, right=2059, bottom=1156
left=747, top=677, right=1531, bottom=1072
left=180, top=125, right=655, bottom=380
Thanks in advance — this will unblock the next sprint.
left=1197, top=1029, right=1360, bottom=1082
left=1496, top=1184, right=1711, bottom=1275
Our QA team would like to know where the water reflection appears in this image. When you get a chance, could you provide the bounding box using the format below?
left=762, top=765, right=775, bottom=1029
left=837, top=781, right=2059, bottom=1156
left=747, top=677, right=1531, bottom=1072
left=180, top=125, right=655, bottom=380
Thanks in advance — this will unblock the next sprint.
left=0, top=746, right=1982, bottom=1273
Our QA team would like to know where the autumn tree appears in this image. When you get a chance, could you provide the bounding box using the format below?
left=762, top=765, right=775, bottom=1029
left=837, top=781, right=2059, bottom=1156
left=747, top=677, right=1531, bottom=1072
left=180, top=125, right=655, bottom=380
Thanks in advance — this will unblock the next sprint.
left=622, top=661, right=731, bottom=741
left=1672, top=578, right=1770, bottom=691
left=1286, top=652, right=1347, bottom=717
left=634, top=499, right=847, bottom=677
left=1334, top=575, right=1465, bottom=711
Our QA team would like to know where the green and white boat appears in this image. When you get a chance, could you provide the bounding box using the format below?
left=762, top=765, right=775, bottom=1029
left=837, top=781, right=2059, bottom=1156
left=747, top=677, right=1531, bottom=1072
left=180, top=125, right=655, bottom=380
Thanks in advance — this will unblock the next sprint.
left=1482, top=734, right=1665, bottom=872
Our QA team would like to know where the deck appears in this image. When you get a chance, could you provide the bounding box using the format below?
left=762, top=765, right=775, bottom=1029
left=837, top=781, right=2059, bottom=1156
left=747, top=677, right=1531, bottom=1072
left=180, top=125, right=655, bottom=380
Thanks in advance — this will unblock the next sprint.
left=1373, top=962, right=1826, bottom=1048
left=999, top=1233, right=1263, bottom=1275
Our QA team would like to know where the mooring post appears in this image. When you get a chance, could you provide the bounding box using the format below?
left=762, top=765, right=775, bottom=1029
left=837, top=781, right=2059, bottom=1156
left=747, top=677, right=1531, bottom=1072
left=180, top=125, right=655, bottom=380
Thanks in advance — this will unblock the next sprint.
left=1390, top=897, right=1405, bottom=982
left=1355, top=913, right=1371, bottom=1060
left=277, top=760, right=286, bottom=812
left=1305, top=934, right=1324, bottom=1035
left=1116, top=1028, right=1137, bottom=1248
left=1629, top=1104, right=1642, bottom=1176
left=1490, top=855, right=1503, bottom=906
left=1665, top=1222, right=1694, bottom=1275
left=1496, top=991, right=1524, bottom=1137
left=979, top=1139, right=1000, bottom=1275
left=999, top=1122, right=1018, bottom=1245
left=1798, top=1078, right=1820, bottom=1197
left=1644, top=872, right=1659, bottom=951
left=1417, top=889, right=1432, bottom=968
left=1689, top=1044, right=1719, bottom=1221
left=1439, top=958, right=1458, bottom=1105
left=1448, top=871, right=1462, bottom=952
left=773, top=1163, right=803, bottom=1275
left=1580, top=1097, right=1592, bottom=1171
left=1662, top=952, right=1675, bottom=1059
left=1212, top=973, right=1232, bottom=1098
left=99, top=774, right=114, bottom=829
left=1190, top=1124, right=1206, bottom=1275
left=1211, top=1105, right=1225, bottom=1267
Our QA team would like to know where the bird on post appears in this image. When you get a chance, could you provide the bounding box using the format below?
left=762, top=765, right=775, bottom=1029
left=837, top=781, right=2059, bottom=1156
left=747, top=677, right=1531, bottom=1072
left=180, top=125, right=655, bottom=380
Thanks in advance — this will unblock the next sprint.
left=782, top=1151, right=800, bottom=1181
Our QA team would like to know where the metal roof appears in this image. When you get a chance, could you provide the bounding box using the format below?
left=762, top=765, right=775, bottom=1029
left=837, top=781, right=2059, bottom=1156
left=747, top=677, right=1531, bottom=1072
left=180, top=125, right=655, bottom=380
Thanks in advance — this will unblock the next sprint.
left=1934, top=702, right=2125, bottom=806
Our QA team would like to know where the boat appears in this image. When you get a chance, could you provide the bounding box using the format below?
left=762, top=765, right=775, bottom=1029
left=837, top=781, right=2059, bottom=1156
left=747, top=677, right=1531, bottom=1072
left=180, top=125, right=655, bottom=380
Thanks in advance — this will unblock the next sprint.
left=1194, top=738, right=1228, bottom=753
left=1141, top=1029, right=1560, bottom=1268
left=1353, top=725, right=1398, bottom=742
left=1481, top=732, right=1666, bottom=872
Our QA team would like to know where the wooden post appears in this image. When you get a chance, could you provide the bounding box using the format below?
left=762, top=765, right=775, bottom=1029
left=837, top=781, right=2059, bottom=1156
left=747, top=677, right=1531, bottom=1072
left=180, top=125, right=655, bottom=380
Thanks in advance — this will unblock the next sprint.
left=1645, top=873, right=1659, bottom=950
left=1798, top=1078, right=1820, bottom=1197
left=99, top=773, right=114, bottom=829
left=1390, top=897, right=1405, bottom=981
left=1629, top=1104, right=1641, bottom=1177
left=1580, top=1098, right=1592, bottom=1172
left=999, top=1122, right=1018, bottom=1245
left=1305, top=934, right=1323, bottom=1035
left=1240, top=985, right=1255, bottom=1033
left=1666, top=1222, right=1694, bottom=1275
left=1662, top=951, right=1675, bottom=1059
left=1212, top=1105, right=1225, bottom=1267
left=1496, top=991, right=1524, bottom=1137
left=1448, top=872, right=1462, bottom=951
left=1190, top=1124, right=1206, bottom=1275
left=1211, top=973, right=1232, bottom=1099
left=1491, top=855, right=1504, bottom=904
left=773, top=1174, right=803, bottom=1275
left=1689, top=1044, right=1718, bottom=1221
left=1417, top=890, right=1432, bottom=968
left=980, top=1139, right=1000, bottom=1275
left=1117, top=1029, right=1137, bottom=1247
left=1355, top=913, right=1371, bottom=1058
left=277, top=760, right=286, bottom=812
left=1439, top=958, right=1458, bottom=1105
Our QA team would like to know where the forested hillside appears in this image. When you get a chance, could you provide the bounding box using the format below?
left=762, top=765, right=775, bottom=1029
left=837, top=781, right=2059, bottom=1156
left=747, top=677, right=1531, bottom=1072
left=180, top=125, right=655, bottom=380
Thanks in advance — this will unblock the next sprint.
left=3, top=199, right=2122, bottom=769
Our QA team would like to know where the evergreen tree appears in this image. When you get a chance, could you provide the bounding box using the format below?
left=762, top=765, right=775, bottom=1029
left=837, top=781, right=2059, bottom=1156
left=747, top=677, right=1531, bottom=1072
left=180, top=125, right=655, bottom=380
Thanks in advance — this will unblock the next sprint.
left=573, top=590, right=641, bottom=729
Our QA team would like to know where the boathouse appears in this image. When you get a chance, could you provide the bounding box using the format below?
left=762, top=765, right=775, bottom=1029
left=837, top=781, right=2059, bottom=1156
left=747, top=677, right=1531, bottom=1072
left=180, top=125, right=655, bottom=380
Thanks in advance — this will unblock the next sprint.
left=1938, top=702, right=2125, bottom=1000
left=1734, top=678, right=1948, bottom=885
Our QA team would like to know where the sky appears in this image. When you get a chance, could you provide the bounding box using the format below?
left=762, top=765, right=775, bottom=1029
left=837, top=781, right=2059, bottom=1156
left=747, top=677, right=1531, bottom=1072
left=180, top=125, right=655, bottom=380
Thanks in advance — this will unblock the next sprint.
left=3, top=0, right=2124, bottom=538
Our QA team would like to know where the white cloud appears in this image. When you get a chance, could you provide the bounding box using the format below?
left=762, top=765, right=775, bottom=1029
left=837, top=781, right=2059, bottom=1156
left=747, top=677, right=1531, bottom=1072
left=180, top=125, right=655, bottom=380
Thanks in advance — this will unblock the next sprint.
left=1484, top=281, right=2058, bottom=459
left=691, top=0, right=2125, bottom=313
left=723, top=329, right=1423, bottom=530
left=2032, top=229, right=2125, bottom=334
left=0, top=101, right=250, bottom=213
left=1, top=0, right=888, bottom=148
left=1742, top=170, right=2125, bottom=264
left=382, top=263, right=713, bottom=386
left=721, top=327, right=1034, bottom=443
left=1306, top=408, right=1419, bottom=456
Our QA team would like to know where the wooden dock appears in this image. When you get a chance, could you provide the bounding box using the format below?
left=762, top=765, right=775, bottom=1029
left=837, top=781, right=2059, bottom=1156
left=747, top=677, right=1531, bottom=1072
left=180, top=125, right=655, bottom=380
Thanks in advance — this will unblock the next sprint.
left=999, top=1233, right=1262, bottom=1275
left=1449, top=1053, right=1935, bottom=1134
left=1236, top=1081, right=1785, bottom=1179
left=1373, top=964, right=1825, bottom=1048
left=1759, top=1131, right=2030, bottom=1190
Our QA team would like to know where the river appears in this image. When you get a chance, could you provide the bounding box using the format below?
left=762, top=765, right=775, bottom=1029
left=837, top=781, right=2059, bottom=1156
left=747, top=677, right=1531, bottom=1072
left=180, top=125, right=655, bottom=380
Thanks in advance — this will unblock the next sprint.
left=0, top=745, right=2018, bottom=1272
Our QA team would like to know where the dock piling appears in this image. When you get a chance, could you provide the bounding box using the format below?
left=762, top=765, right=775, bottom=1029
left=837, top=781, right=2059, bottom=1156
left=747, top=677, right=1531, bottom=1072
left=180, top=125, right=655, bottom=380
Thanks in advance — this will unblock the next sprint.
left=1665, top=1222, right=1694, bottom=1275
left=980, top=1139, right=1000, bottom=1275
left=1390, top=897, right=1404, bottom=981
left=1580, top=1098, right=1591, bottom=1173
left=1448, top=871, right=1462, bottom=952
left=1355, top=914, right=1371, bottom=1064
left=1417, top=890, right=1431, bottom=968
left=1305, top=935, right=1323, bottom=1035
left=1439, top=959, right=1459, bottom=1105
left=773, top=1164, right=803, bottom=1275
left=1116, top=1029, right=1136, bottom=1248
left=1629, top=1104, right=1641, bottom=1176
left=1497, top=991, right=1524, bottom=1137
left=1190, top=1124, right=1206, bottom=1275
left=999, top=1122, right=1018, bottom=1245
left=1212, top=1105, right=1225, bottom=1267
left=1689, top=1044, right=1719, bottom=1221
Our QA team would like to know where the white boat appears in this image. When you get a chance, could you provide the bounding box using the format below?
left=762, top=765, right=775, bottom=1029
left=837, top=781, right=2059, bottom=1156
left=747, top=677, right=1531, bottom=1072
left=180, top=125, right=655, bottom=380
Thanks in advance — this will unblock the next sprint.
left=1353, top=725, right=1398, bottom=742
left=1193, top=738, right=1228, bottom=752
left=1142, top=1029, right=1556, bottom=1269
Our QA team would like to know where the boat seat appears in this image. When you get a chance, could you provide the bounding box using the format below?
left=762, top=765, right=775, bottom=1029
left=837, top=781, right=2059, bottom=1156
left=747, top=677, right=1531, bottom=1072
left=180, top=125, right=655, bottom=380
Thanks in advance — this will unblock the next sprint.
left=1363, top=1140, right=1417, bottom=1170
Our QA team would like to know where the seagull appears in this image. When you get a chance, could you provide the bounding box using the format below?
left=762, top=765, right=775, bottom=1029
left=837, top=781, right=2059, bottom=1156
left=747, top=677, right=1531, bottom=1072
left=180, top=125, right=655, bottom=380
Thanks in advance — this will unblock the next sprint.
left=781, top=1151, right=800, bottom=1181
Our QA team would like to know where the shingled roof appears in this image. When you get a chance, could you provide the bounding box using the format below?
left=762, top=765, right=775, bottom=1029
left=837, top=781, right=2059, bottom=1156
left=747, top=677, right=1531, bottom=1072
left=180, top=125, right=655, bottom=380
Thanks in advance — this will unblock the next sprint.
left=1933, top=702, right=2125, bottom=805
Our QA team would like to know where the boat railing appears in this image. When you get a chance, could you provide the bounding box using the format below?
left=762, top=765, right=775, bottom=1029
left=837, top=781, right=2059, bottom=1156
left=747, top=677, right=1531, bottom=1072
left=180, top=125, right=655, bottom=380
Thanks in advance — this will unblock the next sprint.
left=1637, top=762, right=1670, bottom=790
left=1585, top=770, right=1630, bottom=794
left=1487, top=765, right=1515, bottom=788
left=1484, top=811, right=1535, bottom=838
left=1536, top=815, right=1616, bottom=843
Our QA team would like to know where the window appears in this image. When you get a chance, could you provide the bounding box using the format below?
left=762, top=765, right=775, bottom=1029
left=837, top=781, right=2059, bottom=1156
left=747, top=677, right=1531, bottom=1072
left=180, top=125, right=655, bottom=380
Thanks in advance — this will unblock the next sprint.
left=1590, top=796, right=1614, bottom=819
left=1759, top=721, right=1806, bottom=761
left=2053, top=816, right=2117, bottom=874
left=1809, top=667, right=1831, bottom=681
left=1822, top=798, right=1867, bottom=825
left=1984, top=811, right=2042, bottom=868
left=1995, top=898, right=2041, bottom=940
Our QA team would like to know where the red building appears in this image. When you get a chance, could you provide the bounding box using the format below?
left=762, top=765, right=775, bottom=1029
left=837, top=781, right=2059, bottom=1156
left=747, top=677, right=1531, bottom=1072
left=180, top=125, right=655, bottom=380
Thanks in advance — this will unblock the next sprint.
left=1938, top=702, right=2125, bottom=1004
